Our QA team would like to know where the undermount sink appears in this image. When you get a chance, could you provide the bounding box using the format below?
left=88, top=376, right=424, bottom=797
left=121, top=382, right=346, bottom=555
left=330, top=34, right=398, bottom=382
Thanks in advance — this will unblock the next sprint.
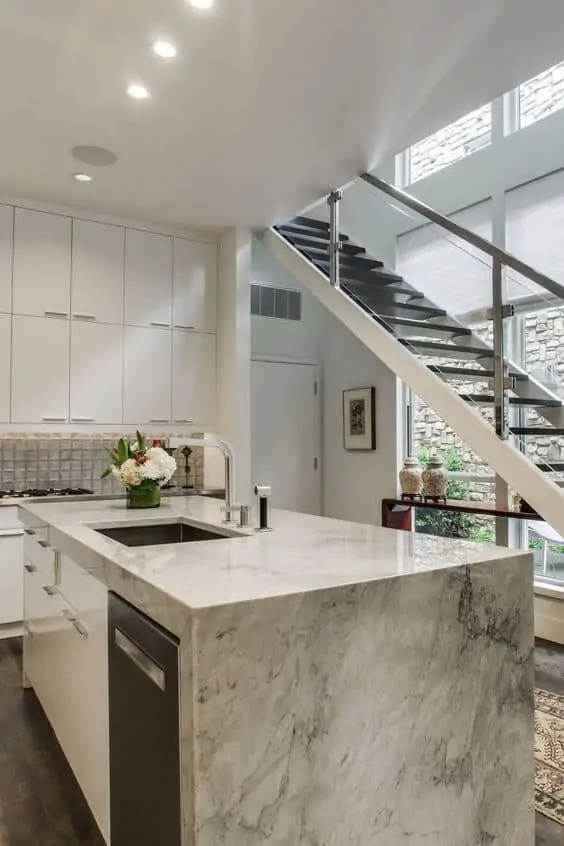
left=94, top=519, right=238, bottom=547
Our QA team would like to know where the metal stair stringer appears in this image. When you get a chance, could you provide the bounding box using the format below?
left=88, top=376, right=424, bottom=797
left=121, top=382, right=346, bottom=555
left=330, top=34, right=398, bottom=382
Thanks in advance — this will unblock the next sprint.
left=264, top=227, right=564, bottom=535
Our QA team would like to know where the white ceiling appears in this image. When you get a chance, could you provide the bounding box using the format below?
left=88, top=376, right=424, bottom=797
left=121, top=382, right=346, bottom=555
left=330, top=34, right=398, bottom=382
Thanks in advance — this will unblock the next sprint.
left=2, top=0, right=564, bottom=229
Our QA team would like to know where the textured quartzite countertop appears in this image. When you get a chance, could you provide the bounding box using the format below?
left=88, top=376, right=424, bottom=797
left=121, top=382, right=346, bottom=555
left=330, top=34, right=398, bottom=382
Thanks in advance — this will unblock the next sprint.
left=19, top=496, right=528, bottom=616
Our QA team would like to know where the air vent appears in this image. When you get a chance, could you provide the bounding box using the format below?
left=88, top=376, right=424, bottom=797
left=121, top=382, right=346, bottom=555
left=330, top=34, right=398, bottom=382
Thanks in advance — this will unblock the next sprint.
left=250, top=284, right=302, bottom=321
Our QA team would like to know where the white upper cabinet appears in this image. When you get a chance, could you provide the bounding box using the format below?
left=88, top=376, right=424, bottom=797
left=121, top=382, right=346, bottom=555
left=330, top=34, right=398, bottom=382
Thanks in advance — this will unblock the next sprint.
left=0, top=205, right=13, bottom=314
left=12, top=316, right=69, bottom=423
left=172, top=330, right=217, bottom=426
left=173, top=238, right=217, bottom=333
left=72, top=220, right=124, bottom=324
left=70, top=321, right=123, bottom=425
left=0, top=314, right=11, bottom=422
left=123, top=326, right=172, bottom=424
left=124, top=229, right=172, bottom=328
left=13, top=209, right=71, bottom=317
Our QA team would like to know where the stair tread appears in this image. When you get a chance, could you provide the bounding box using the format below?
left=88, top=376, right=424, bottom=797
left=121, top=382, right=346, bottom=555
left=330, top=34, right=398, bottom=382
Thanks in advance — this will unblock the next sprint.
left=277, top=223, right=350, bottom=242
left=430, top=365, right=528, bottom=381
left=510, top=426, right=564, bottom=435
left=291, top=239, right=365, bottom=257
left=401, top=339, right=484, bottom=356
left=310, top=251, right=384, bottom=270
left=377, top=315, right=472, bottom=334
left=459, top=393, right=562, bottom=408
left=292, top=215, right=330, bottom=232
left=314, top=261, right=397, bottom=284
left=358, top=299, right=446, bottom=318
left=535, top=462, right=564, bottom=471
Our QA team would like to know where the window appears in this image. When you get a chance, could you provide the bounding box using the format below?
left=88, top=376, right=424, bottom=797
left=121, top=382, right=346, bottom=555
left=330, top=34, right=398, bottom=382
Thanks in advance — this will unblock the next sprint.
left=519, top=60, right=564, bottom=128
left=407, top=104, right=492, bottom=183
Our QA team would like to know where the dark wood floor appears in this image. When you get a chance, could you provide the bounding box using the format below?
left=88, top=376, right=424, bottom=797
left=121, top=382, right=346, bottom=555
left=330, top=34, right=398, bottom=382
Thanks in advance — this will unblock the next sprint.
left=0, top=637, right=563, bottom=844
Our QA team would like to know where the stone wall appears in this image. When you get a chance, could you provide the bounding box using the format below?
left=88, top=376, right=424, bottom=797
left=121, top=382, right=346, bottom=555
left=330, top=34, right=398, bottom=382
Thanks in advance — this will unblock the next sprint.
left=409, top=104, right=491, bottom=183
left=520, top=60, right=564, bottom=128
left=413, top=309, right=564, bottom=496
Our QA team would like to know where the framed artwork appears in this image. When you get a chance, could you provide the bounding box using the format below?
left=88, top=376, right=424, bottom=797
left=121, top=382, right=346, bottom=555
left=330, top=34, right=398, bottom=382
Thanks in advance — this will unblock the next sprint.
left=342, top=387, right=376, bottom=451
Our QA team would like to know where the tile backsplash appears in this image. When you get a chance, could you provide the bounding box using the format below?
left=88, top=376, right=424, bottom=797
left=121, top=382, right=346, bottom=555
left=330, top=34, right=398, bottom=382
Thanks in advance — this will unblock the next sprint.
left=0, top=433, right=204, bottom=493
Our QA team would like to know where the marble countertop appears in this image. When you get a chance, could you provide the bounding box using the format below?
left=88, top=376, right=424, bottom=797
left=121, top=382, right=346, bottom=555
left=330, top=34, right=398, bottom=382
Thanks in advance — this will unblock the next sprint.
left=19, top=496, right=527, bottom=614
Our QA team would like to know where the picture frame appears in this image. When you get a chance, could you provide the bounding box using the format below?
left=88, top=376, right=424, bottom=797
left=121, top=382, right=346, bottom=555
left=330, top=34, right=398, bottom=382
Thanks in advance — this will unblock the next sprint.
left=342, top=387, right=376, bottom=451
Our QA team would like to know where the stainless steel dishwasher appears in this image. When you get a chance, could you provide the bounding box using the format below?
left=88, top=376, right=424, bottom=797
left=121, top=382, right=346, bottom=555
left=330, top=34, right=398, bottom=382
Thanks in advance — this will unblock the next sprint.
left=108, top=592, right=181, bottom=846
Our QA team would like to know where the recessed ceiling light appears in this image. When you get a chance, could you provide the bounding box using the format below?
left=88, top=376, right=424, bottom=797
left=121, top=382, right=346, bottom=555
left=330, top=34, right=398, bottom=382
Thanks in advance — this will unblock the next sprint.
left=73, top=172, right=92, bottom=182
left=127, top=83, right=150, bottom=100
left=188, top=0, right=214, bottom=9
left=153, top=40, right=177, bottom=59
left=71, top=145, right=118, bottom=167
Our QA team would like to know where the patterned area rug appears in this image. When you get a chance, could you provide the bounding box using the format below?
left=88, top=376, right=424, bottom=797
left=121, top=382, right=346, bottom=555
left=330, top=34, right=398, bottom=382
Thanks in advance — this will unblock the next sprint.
left=536, top=689, right=564, bottom=825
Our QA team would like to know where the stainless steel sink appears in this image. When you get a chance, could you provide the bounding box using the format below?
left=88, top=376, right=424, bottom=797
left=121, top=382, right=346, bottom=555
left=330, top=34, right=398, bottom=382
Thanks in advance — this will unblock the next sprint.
left=94, top=519, right=238, bottom=547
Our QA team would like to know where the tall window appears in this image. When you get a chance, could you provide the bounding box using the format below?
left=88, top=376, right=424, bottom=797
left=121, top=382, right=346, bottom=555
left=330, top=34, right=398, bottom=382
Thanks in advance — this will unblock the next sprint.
left=407, top=104, right=492, bottom=183
left=519, top=60, right=564, bottom=128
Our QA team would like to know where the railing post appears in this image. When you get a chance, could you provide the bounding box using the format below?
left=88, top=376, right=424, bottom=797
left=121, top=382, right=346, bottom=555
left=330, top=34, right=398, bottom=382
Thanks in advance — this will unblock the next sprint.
left=327, top=189, right=342, bottom=288
left=492, top=255, right=510, bottom=546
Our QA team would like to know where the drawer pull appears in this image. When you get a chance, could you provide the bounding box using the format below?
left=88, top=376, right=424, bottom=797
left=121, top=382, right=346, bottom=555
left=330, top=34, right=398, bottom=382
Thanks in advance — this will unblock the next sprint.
left=72, top=313, right=96, bottom=321
left=24, top=528, right=36, bottom=536
left=42, top=585, right=57, bottom=597
left=24, top=563, right=37, bottom=573
left=38, top=540, right=51, bottom=549
left=42, top=416, right=67, bottom=422
left=62, top=608, right=88, bottom=638
left=115, top=628, right=165, bottom=690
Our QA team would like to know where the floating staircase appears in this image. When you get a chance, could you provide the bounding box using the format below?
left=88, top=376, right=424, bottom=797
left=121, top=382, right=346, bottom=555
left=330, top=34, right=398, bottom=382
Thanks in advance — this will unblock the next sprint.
left=267, top=209, right=564, bottom=535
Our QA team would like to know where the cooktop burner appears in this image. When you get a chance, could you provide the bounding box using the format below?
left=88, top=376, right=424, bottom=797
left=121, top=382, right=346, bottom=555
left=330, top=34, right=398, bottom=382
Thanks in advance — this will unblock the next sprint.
left=0, top=487, right=94, bottom=499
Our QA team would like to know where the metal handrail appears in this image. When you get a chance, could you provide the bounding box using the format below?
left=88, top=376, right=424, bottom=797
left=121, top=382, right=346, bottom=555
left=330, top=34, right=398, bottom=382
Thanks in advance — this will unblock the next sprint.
left=361, top=173, right=564, bottom=302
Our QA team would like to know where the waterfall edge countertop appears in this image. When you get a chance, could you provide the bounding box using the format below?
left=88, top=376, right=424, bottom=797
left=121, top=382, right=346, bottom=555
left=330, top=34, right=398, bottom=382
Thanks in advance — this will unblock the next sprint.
left=19, top=496, right=528, bottom=631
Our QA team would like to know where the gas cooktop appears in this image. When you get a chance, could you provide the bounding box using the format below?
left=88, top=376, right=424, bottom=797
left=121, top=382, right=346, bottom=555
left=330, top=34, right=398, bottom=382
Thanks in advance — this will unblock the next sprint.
left=0, top=487, right=94, bottom=499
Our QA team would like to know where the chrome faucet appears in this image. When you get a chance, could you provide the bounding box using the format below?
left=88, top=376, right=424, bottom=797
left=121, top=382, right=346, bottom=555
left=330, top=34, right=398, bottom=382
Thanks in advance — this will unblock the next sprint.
left=176, top=438, right=237, bottom=522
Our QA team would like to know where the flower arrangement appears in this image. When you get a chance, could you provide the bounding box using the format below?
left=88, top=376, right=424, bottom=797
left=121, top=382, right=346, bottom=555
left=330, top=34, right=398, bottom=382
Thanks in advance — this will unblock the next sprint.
left=103, top=431, right=176, bottom=508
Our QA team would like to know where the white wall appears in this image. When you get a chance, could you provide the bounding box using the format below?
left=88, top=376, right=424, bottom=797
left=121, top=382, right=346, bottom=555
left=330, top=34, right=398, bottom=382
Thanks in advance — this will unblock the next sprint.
left=251, top=235, right=399, bottom=524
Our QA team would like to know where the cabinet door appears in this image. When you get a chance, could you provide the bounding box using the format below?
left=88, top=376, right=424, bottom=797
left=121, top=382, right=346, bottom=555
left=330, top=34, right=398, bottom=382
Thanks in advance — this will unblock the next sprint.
left=13, top=208, right=71, bottom=317
left=0, top=204, right=13, bottom=314
left=0, top=314, right=11, bottom=422
left=124, top=326, right=171, bottom=424
left=0, top=532, right=24, bottom=625
left=172, top=330, right=216, bottom=426
left=72, top=219, right=124, bottom=324
left=124, top=229, right=172, bottom=328
left=12, top=316, right=69, bottom=423
left=173, top=238, right=217, bottom=333
left=70, top=321, right=123, bottom=424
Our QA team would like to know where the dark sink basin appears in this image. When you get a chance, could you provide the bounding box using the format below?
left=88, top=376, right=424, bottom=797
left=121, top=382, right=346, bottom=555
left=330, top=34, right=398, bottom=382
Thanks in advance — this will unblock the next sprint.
left=94, top=520, right=234, bottom=547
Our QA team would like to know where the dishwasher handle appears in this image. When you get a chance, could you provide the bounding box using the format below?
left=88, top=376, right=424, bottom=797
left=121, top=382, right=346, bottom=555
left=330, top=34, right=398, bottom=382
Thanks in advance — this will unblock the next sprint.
left=114, top=627, right=166, bottom=691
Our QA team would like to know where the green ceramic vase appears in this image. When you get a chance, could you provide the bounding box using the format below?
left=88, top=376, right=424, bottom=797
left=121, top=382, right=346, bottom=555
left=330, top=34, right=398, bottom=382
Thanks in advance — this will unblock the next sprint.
left=126, top=486, right=161, bottom=509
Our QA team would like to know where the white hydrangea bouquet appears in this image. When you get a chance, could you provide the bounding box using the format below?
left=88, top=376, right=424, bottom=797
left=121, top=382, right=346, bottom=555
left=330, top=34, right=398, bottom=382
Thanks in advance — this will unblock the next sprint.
left=102, top=431, right=176, bottom=509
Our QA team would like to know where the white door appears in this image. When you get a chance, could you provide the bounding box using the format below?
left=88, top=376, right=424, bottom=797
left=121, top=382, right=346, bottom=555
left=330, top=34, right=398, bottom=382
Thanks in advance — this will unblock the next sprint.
left=71, top=219, right=125, bottom=324
left=12, top=316, right=70, bottom=424
left=251, top=360, right=320, bottom=514
left=123, top=325, right=172, bottom=425
left=70, top=321, right=124, bottom=424
left=173, top=238, right=217, bottom=333
left=13, top=208, right=71, bottom=317
left=172, top=330, right=217, bottom=426
left=124, top=229, right=172, bottom=328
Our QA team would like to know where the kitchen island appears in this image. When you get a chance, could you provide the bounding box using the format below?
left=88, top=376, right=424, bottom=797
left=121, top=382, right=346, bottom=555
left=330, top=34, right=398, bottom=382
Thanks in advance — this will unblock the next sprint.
left=19, top=496, right=535, bottom=846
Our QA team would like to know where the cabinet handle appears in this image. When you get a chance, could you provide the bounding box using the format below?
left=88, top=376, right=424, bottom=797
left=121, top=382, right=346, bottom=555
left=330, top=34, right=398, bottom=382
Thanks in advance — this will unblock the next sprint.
left=42, top=585, right=58, bottom=597
left=44, top=311, right=68, bottom=319
left=24, top=562, right=37, bottom=573
left=174, top=324, right=195, bottom=330
left=62, top=608, right=88, bottom=638
left=24, top=528, right=36, bottom=536
left=150, top=321, right=171, bottom=328
left=23, top=621, right=34, bottom=638
left=71, top=417, right=95, bottom=422
left=174, top=419, right=193, bottom=424
left=115, top=628, right=164, bottom=690
left=150, top=418, right=170, bottom=423
left=42, top=416, right=67, bottom=422
left=38, top=540, right=51, bottom=549
left=72, top=313, right=96, bottom=321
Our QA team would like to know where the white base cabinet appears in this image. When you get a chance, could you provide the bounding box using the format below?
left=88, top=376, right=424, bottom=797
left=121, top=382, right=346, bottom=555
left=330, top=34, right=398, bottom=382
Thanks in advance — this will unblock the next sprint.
left=23, top=534, right=109, bottom=842
left=0, top=509, right=23, bottom=625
